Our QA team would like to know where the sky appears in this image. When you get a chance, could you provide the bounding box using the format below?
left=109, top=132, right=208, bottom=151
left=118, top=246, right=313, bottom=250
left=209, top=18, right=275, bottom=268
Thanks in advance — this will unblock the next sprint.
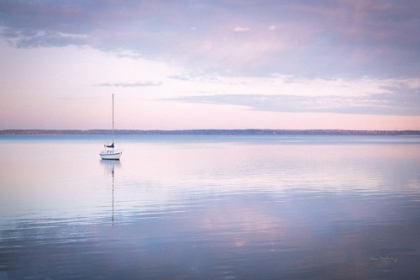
left=0, top=0, right=420, bottom=130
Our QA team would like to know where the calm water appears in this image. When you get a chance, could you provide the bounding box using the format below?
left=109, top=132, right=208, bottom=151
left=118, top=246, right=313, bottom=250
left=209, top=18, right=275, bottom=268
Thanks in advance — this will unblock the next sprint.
left=1, top=135, right=420, bottom=279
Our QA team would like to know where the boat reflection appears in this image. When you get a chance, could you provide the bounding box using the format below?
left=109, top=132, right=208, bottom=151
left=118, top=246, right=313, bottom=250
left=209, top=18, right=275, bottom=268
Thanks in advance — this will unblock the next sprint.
left=100, top=160, right=121, bottom=225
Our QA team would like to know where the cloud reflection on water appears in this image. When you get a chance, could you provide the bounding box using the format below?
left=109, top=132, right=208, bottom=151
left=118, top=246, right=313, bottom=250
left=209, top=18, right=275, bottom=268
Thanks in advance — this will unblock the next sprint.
left=0, top=136, right=420, bottom=278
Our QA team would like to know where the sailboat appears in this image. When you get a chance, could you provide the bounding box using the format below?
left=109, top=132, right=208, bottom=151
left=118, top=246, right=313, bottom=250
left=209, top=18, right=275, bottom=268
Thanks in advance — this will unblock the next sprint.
left=100, top=94, right=122, bottom=160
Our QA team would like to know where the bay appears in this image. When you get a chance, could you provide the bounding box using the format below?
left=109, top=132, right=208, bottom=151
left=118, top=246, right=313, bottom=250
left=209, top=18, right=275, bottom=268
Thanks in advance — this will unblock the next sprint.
left=1, top=135, right=420, bottom=279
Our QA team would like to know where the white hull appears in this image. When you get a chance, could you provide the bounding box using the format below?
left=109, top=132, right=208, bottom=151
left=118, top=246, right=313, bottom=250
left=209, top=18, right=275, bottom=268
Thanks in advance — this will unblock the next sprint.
left=100, top=150, right=122, bottom=160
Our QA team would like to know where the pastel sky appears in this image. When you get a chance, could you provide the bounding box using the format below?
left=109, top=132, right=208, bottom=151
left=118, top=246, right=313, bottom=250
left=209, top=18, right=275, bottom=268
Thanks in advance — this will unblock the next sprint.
left=1, top=0, right=420, bottom=130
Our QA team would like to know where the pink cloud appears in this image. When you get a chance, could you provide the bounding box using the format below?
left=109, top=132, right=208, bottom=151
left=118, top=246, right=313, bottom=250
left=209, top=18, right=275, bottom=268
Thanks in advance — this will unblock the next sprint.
left=233, top=27, right=250, bottom=32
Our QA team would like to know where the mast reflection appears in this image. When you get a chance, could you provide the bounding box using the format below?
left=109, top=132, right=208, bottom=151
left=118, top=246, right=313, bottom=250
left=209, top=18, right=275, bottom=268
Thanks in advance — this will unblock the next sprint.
left=100, top=160, right=121, bottom=226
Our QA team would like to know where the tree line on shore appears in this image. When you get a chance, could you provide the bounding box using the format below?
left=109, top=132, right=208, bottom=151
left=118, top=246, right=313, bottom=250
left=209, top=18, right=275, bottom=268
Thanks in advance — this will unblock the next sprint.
left=1, top=129, right=420, bottom=136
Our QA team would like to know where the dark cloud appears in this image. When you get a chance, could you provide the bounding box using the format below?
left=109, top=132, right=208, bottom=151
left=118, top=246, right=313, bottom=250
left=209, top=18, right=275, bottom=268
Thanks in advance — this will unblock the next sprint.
left=1, top=0, right=420, bottom=78
left=176, top=84, right=420, bottom=116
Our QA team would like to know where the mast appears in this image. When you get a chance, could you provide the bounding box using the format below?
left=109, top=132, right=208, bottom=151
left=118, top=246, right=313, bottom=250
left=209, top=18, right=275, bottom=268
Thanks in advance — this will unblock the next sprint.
left=112, top=93, right=114, bottom=150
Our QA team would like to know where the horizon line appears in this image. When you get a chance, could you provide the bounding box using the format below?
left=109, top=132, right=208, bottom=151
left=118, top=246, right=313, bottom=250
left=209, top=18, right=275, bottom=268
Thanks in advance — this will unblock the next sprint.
left=1, top=129, right=420, bottom=136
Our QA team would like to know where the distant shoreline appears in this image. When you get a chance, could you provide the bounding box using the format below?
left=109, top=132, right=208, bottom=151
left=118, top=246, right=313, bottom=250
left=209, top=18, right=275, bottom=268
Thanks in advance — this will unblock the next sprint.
left=1, top=129, right=420, bottom=136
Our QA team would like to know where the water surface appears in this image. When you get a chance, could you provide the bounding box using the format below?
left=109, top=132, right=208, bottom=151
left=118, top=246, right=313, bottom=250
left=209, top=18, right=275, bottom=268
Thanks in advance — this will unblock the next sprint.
left=1, top=135, right=420, bottom=279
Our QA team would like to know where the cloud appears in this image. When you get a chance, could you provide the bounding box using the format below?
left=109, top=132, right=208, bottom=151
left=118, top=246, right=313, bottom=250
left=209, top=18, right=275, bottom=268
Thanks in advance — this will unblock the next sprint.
left=1, top=0, right=420, bottom=78
left=233, top=27, right=250, bottom=32
left=99, top=82, right=162, bottom=87
left=175, top=84, right=420, bottom=116
left=167, top=75, right=191, bottom=81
